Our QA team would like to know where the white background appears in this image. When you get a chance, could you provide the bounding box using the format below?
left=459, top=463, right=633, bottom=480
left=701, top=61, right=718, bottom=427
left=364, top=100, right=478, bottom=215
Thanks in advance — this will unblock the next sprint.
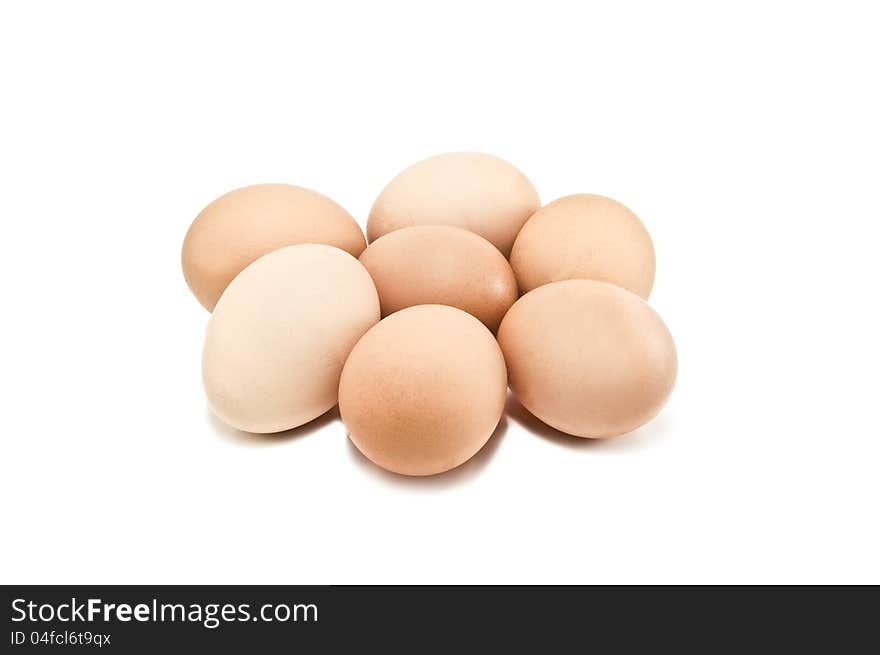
left=2, top=1, right=878, bottom=584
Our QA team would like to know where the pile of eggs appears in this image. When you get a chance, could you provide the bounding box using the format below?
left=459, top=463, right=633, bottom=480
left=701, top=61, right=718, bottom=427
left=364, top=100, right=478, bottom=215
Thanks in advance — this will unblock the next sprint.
left=182, top=152, right=677, bottom=476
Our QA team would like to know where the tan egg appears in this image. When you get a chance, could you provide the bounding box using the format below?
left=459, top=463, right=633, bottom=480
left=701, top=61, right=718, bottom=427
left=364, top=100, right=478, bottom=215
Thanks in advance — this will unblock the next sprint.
left=339, top=305, right=507, bottom=476
left=498, top=279, right=676, bottom=438
left=203, top=244, right=379, bottom=434
left=358, top=225, right=518, bottom=333
left=510, top=194, right=656, bottom=298
left=183, top=183, right=366, bottom=311
left=367, top=152, right=540, bottom=257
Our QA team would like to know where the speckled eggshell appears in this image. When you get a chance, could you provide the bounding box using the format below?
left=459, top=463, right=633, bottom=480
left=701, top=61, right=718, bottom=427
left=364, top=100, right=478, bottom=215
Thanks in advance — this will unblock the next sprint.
left=498, top=279, right=676, bottom=438
left=510, top=194, right=656, bottom=298
left=203, top=244, right=379, bottom=434
left=358, top=225, right=518, bottom=333
left=367, top=152, right=540, bottom=257
left=339, top=305, right=507, bottom=476
left=183, top=183, right=366, bottom=311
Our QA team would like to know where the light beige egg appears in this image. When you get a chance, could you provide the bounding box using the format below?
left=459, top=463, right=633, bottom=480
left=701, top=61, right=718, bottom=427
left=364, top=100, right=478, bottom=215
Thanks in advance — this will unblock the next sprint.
left=183, top=183, right=366, bottom=311
left=339, top=305, right=507, bottom=476
left=510, top=194, right=656, bottom=298
left=358, top=225, right=518, bottom=333
left=367, top=152, right=540, bottom=257
left=203, top=244, right=379, bottom=434
left=497, top=279, right=676, bottom=438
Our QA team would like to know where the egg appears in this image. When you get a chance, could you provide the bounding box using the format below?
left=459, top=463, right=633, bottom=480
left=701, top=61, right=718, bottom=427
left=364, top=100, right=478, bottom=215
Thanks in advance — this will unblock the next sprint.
left=339, top=305, right=507, bottom=475
left=498, top=279, right=676, bottom=438
left=358, top=225, right=518, bottom=333
left=367, top=152, right=540, bottom=257
left=510, top=194, right=655, bottom=298
left=182, top=183, right=366, bottom=311
left=203, top=244, right=379, bottom=433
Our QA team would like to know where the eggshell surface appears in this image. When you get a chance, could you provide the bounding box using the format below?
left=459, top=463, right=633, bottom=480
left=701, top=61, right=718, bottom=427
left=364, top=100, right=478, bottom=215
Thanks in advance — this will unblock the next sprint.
left=203, top=244, right=379, bottom=434
left=367, top=152, right=540, bottom=257
left=510, top=194, right=656, bottom=298
left=339, top=305, right=507, bottom=476
left=183, top=183, right=366, bottom=311
left=498, top=279, right=676, bottom=438
left=359, top=225, right=518, bottom=332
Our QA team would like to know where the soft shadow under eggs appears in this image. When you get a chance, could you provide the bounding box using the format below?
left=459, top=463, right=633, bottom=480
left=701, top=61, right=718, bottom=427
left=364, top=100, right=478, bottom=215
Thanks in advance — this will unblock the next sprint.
left=505, top=394, right=672, bottom=452
left=208, top=405, right=340, bottom=446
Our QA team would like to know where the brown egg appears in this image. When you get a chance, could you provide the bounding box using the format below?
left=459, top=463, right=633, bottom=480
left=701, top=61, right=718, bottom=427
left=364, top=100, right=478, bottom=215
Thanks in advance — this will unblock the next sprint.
left=183, top=183, right=366, bottom=311
left=498, top=279, right=676, bottom=438
left=358, top=225, right=518, bottom=333
left=203, top=244, right=379, bottom=434
left=339, top=305, right=507, bottom=476
left=510, top=194, right=656, bottom=298
left=367, top=152, right=540, bottom=257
